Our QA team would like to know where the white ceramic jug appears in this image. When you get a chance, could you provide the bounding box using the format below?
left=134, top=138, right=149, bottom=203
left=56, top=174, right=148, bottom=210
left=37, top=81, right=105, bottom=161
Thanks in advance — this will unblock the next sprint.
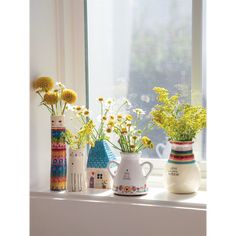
left=164, top=141, right=201, bottom=193
left=156, top=137, right=171, bottom=159
left=107, top=152, right=153, bottom=196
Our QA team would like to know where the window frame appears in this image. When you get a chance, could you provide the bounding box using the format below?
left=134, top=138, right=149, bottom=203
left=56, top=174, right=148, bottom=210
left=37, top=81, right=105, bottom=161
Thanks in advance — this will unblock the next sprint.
left=58, top=0, right=206, bottom=180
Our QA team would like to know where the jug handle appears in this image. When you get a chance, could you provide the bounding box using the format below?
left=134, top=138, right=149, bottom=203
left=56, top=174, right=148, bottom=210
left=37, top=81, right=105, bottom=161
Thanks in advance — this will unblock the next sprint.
left=156, top=143, right=165, bottom=158
left=141, top=161, right=153, bottom=179
left=107, top=161, right=120, bottom=179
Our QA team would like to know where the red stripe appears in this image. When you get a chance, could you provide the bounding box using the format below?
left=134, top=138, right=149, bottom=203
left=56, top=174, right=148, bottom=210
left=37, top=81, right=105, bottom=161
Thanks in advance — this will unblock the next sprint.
left=170, top=154, right=194, bottom=161
left=170, top=141, right=194, bottom=145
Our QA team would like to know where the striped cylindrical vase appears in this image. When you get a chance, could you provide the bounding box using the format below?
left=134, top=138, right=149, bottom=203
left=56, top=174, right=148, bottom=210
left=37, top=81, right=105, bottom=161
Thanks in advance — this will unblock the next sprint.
left=50, top=115, right=67, bottom=191
left=164, top=141, right=201, bottom=193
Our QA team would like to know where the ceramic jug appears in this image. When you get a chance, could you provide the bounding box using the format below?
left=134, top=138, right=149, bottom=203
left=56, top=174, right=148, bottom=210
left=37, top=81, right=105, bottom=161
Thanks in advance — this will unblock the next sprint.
left=107, top=152, right=153, bottom=196
left=164, top=141, right=201, bottom=193
left=156, top=137, right=171, bottom=159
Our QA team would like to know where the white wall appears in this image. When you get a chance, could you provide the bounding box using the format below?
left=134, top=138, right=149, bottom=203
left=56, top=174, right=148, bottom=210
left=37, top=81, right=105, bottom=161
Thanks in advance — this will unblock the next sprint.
left=30, top=0, right=86, bottom=191
left=30, top=0, right=58, bottom=190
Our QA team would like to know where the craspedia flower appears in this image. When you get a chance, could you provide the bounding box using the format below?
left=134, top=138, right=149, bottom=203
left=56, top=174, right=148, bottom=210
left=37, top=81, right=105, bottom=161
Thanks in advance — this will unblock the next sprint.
left=43, top=92, right=59, bottom=105
left=132, top=136, right=138, bottom=140
left=61, top=89, right=77, bottom=104
left=33, top=76, right=54, bottom=91
left=102, top=116, right=107, bottom=121
left=110, top=115, right=115, bottom=120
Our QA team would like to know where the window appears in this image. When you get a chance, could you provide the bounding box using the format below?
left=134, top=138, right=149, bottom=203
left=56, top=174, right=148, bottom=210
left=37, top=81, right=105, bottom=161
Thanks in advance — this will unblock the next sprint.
left=97, top=173, right=103, bottom=179
left=85, top=0, right=205, bottom=161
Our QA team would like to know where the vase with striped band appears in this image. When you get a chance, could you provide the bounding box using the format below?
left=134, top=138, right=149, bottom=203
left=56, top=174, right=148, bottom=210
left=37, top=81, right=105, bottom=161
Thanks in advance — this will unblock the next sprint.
left=50, top=115, right=67, bottom=191
left=164, top=141, right=201, bottom=193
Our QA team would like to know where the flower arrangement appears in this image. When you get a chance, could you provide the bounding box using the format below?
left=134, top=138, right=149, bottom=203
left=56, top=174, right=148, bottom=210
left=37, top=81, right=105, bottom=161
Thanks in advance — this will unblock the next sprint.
left=33, top=76, right=77, bottom=115
left=64, top=120, right=95, bottom=150
left=104, top=107, right=154, bottom=153
left=150, top=87, right=206, bottom=141
left=72, top=97, right=131, bottom=143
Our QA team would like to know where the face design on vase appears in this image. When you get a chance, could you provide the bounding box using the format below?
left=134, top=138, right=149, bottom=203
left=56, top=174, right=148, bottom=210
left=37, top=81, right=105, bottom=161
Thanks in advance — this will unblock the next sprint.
left=69, top=150, right=83, bottom=173
left=51, top=116, right=64, bottom=128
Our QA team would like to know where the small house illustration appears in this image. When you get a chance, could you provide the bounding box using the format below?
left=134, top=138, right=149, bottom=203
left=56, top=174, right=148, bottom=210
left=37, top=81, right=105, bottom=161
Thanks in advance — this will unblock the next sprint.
left=87, top=141, right=117, bottom=189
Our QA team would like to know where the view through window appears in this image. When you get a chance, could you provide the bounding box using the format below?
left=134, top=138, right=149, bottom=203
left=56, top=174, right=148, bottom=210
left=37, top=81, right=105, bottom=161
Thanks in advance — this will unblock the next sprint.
left=86, top=0, right=195, bottom=159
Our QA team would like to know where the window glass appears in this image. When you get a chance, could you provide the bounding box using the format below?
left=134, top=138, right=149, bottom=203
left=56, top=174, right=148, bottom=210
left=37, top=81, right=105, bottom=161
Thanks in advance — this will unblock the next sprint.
left=87, top=0, right=193, bottom=159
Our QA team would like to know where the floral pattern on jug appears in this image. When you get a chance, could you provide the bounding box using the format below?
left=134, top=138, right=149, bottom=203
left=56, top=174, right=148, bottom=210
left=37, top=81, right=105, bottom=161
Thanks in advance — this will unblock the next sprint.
left=108, top=152, right=153, bottom=196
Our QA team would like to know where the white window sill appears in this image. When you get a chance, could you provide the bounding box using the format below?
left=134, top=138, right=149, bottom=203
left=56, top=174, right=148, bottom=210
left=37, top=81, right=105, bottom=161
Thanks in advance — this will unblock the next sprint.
left=30, top=183, right=206, bottom=211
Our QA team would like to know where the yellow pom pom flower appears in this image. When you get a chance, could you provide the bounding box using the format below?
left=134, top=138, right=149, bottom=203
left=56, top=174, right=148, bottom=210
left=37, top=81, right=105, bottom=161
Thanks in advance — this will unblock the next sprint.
left=33, top=77, right=54, bottom=91
left=43, top=92, right=59, bottom=105
left=61, top=89, right=77, bottom=104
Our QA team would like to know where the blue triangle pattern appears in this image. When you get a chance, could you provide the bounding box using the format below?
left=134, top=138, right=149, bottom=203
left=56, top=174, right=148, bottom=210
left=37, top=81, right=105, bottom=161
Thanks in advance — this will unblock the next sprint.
left=87, top=140, right=116, bottom=168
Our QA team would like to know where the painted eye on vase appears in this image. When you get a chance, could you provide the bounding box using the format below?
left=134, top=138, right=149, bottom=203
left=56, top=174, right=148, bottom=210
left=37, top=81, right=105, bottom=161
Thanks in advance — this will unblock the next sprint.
left=59, top=120, right=62, bottom=123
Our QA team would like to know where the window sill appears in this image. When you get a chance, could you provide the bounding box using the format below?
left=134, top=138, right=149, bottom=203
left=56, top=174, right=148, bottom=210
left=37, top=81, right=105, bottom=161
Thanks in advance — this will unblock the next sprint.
left=30, top=184, right=206, bottom=211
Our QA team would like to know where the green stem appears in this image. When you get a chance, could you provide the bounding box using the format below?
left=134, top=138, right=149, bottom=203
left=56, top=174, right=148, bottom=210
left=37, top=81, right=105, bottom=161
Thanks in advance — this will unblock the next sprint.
left=106, top=139, right=122, bottom=151
left=62, top=102, right=67, bottom=115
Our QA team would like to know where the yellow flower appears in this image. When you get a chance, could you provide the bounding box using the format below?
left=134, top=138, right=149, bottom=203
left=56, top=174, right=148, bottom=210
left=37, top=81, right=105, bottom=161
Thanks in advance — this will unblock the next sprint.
left=106, top=128, right=112, bottom=133
left=121, top=128, right=127, bottom=134
left=110, top=115, right=115, bottom=120
left=83, top=109, right=90, bottom=116
left=133, top=108, right=145, bottom=115
left=126, top=115, right=133, bottom=121
left=126, top=122, right=132, bottom=127
left=117, top=114, right=123, bottom=120
left=102, top=116, right=107, bottom=121
left=98, top=97, right=104, bottom=102
left=76, top=106, right=82, bottom=111
left=61, top=89, right=77, bottom=104
left=132, top=136, right=138, bottom=140
left=141, top=136, right=153, bottom=149
left=43, top=92, right=59, bottom=105
left=33, top=77, right=54, bottom=91
left=106, top=98, right=114, bottom=104
left=108, top=120, right=115, bottom=127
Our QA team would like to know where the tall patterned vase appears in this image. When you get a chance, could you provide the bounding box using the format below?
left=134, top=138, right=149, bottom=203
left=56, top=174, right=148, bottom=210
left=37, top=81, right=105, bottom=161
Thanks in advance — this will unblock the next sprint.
left=87, top=140, right=116, bottom=189
left=50, top=115, right=67, bottom=191
left=68, top=147, right=87, bottom=192
left=164, top=141, right=201, bottom=193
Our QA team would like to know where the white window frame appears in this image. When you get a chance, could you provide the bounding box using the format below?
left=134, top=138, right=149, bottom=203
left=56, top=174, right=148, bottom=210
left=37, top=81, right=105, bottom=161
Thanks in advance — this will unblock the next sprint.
left=56, top=0, right=206, bottom=183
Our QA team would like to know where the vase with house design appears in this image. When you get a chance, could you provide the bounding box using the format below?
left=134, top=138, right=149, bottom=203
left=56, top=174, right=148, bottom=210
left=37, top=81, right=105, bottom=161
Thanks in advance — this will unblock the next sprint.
left=50, top=115, right=67, bottom=191
left=87, top=140, right=116, bottom=189
left=67, top=147, right=87, bottom=192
